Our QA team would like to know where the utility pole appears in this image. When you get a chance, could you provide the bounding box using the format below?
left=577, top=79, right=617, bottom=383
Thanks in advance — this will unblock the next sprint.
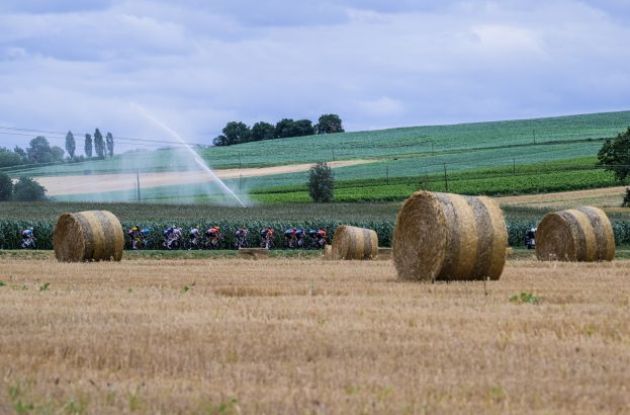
left=331, top=149, right=336, bottom=161
left=443, top=163, right=448, bottom=192
left=136, top=169, right=141, bottom=202
left=533, top=129, right=537, bottom=145
left=513, top=158, right=516, bottom=175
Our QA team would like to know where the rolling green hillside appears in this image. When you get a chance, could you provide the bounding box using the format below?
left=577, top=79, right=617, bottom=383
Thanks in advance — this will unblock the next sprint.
left=5, top=110, right=629, bottom=176
left=2, top=110, right=629, bottom=202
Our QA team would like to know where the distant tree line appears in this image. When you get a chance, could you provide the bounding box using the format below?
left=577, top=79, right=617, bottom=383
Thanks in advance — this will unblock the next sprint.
left=213, top=114, right=344, bottom=146
left=0, top=128, right=115, bottom=169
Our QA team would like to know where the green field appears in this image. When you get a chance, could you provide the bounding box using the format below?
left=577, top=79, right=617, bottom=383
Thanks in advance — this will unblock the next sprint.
left=6, top=110, right=627, bottom=175
left=3, top=110, right=629, bottom=203
left=56, top=156, right=617, bottom=204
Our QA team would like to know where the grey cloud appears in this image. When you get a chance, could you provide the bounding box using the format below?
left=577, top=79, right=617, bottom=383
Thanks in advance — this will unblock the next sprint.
left=0, top=0, right=113, bottom=13
left=0, top=0, right=629, bottom=151
left=0, top=10, right=193, bottom=61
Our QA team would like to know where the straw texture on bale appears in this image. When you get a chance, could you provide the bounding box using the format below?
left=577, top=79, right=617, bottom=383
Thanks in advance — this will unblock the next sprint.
left=53, top=210, right=124, bottom=262
left=393, top=191, right=508, bottom=281
left=536, top=206, right=615, bottom=262
left=331, top=225, right=378, bottom=260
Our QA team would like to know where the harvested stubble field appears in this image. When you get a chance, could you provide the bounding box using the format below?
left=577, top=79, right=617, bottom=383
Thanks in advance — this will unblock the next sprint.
left=0, top=257, right=629, bottom=414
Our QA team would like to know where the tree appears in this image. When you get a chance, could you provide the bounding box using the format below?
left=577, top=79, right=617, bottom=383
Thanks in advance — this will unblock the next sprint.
left=597, top=127, right=630, bottom=182
left=13, top=146, right=27, bottom=163
left=65, top=131, right=76, bottom=159
left=316, top=114, right=344, bottom=134
left=51, top=146, right=65, bottom=162
left=308, top=162, right=334, bottom=203
left=0, top=172, right=12, bottom=201
left=275, top=118, right=296, bottom=138
left=12, top=176, right=46, bottom=201
left=275, top=118, right=315, bottom=138
left=94, top=128, right=105, bottom=158
left=26, top=136, right=55, bottom=164
left=294, top=119, right=315, bottom=136
left=106, top=132, right=114, bottom=157
left=85, top=134, right=93, bottom=158
left=213, top=135, right=229, bottom=146
left=222, top=121, right=251, bottom=145
left=251, top=121, right=275, bottom=141
left=0, top=147, right=22, bottom=168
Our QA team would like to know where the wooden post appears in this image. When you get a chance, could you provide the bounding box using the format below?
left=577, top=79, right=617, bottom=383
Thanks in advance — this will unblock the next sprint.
left=513, top=158, right=516, bottom=175
left=136, top=169, right=141, bottom=202
left=443, top=163, right=448, bottom=192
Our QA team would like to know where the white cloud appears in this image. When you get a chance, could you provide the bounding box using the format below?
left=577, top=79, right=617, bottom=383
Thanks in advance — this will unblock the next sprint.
left=357, top=97, right=405, bottom=117
left=470, top=24, right=543, bottom=55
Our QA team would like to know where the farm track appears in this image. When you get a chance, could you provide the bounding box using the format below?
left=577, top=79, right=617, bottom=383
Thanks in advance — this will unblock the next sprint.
left=0, top=257, right=628, bottom=414
left=496, top=186, right=628, bottom=209
left=34, top=159, right=376, bottom=196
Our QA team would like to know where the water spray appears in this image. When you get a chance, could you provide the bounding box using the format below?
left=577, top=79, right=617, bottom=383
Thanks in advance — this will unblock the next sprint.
left=132, top=104, right=247, bottom=207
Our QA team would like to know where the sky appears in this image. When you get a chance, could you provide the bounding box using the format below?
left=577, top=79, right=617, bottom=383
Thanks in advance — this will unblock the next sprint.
left=0, top=0, right=629, bottom=151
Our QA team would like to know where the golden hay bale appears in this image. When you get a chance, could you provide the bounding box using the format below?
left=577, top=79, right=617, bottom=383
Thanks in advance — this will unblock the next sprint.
left=53, top=210, right=124, bottom=262
left=393, top=191, right=508, bottom=281
left=331, top=225, right=378, bottom=260
left=536, top=206, right=615, bottom=262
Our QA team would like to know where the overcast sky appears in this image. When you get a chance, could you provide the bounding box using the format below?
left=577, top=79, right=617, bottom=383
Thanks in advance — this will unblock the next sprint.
left=1, top=0, right=629, bottom=150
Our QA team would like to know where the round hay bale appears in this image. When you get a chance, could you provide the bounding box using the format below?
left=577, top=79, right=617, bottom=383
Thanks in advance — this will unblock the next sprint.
left=393, top=191, right=508, bottom=281
left=331, top=225, right=378, bottom=260
left=536, top=206, right=615, bottom=262
left=53, top=210, right=124, bottom=262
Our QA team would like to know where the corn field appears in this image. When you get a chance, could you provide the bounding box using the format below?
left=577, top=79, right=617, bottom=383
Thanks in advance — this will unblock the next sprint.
left=2, top=218, right=630, bottom=250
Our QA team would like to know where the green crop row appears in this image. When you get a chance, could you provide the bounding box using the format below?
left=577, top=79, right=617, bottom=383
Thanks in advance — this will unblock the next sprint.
left=3, top=218, right=630, bottom=251
left=249, top=167, right=617, bottom=204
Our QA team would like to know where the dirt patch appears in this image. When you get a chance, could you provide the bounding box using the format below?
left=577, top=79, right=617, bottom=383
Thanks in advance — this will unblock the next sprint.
left=36, top=159, right=376, bottom=196
left=496, top=186, right=628, bottom=209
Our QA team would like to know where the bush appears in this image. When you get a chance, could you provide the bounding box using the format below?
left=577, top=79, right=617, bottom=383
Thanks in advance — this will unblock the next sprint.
left=308, top=162, right=334, bottom=203
left=0, top=173, right=12, bottom=201
left=12, top=177, right=47, bottom=201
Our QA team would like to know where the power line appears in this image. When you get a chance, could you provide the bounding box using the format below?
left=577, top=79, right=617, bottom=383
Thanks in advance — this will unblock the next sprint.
left=0, top=125, right=208, bottom=147
left=0, top=130, right=182, bottom=149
